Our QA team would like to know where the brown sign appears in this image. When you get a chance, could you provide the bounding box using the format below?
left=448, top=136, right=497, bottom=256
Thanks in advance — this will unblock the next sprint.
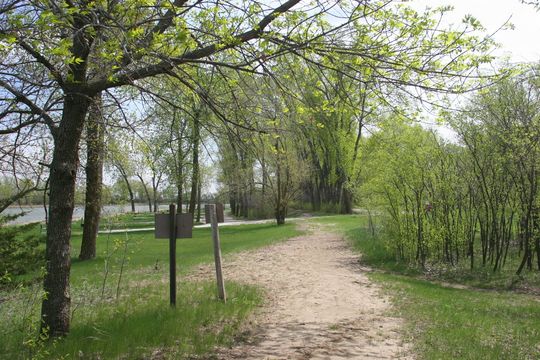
left=155, top=213, right=193, bottom=239
left=216, top=203, right=225, bottom=223
left=205, top=203, right=225, bottom=224
left=204, top=206, right=210, bottom=224
left=177, top=213, right=193, bottom=238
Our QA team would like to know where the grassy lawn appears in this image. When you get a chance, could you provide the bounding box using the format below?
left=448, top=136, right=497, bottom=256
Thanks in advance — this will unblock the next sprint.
left=1, top=216, right=301, bottom=359
left=374, top=273, right=540, bottom=359
left=311, top=215, right=540, bottom=360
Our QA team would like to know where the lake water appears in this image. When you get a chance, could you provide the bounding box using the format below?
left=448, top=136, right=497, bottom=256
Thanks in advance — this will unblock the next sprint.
left=3, top=203, right=174, bottom=225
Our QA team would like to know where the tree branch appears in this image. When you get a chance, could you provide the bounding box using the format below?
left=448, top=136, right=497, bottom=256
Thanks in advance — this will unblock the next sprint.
left=0, top=79, right=58, bottom=133
left=88, top=0, right=301, bottom=92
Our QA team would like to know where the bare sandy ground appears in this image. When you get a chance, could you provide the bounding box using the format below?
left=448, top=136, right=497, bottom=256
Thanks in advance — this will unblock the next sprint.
left=189, top=221, right=412, bottom=359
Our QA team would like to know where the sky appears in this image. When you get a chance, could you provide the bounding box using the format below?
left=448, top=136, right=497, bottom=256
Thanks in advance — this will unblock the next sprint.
left=404, top=0, right=540, bottom=140
left=409, top=0, right=540, bottom=63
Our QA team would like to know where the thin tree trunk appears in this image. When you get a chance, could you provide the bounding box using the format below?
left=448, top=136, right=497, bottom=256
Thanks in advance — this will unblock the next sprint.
left=176, top=157, right=183, bottom=213
left=151, top=173, right=161, bottom=213
left=80, top=93, right=104, bottom=260
left=189, top=114, right=200, bottom=218
left=123, top=174, right=135, bottom=212
left=114, top=162, right=135, bottom=212
left=177, top=184, right=183, bottom=214
left=136, top=174, right=152, bottom=212
left=127, top=182, right=135, bottom=212
left=196, top=179, right=202, bottom=223
left=275, top=140, right=284, bottom=225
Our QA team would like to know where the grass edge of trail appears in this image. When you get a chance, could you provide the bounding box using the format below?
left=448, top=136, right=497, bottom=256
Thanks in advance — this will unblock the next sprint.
left=310, top=215, right=540, bottom=360
left=0, top=221, right=302, bottom=360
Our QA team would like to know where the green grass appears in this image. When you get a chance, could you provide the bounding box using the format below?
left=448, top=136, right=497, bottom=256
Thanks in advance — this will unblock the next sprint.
left=2, top=281, right=261, bottom=360
left=327, top=214, right=540, bottom=360
left=374, top=273, right=540, bottom=359
left=13, top=217, right=300, bottom=285
left=1, top=220, right=301, bottom=359
left=61, top=282, right=259, bottom=359
left=68, top=222, right=300, bottom=284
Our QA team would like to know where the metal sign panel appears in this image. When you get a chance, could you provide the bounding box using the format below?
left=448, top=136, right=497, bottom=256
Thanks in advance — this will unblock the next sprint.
left=176, top=213, right=193, bottom=238
left=155, top=213, right=193, bottom=239
left=155, top=213, right=170, bottom=239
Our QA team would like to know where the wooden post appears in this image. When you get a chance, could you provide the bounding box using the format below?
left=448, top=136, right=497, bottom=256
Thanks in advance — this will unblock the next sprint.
left=208, top=204, right=226, bottom=302
left=169, top=203, right=177, bottom=307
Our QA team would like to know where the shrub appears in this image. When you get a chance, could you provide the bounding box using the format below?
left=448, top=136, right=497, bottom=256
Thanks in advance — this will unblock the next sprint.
left=0, top=214, right=45, bottom=282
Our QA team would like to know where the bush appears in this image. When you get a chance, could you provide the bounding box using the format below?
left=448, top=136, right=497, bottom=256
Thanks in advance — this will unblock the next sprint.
left=0, top=215, right=45, bottom=282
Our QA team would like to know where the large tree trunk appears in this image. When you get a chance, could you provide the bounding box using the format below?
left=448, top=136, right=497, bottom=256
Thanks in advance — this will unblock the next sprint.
left=41, top=94, right=90, bottom=337
left=80, top=93, right=104, bottom=260
left=340, top=186, right=353, bottom=214
left=275, top=205, right=286, bottom=225
left=189, top=114, right=200, bottom=218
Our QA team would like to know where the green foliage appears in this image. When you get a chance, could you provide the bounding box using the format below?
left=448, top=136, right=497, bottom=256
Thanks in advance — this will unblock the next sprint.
left=360, top=122, right=456, bottom=267
left=0, top=218, right=45, bottom=282
left=359, top=67, right=540, bottom=274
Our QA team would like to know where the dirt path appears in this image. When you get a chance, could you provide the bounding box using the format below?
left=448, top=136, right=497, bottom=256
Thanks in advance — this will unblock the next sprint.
left=189, top=221, right=411, bottom=359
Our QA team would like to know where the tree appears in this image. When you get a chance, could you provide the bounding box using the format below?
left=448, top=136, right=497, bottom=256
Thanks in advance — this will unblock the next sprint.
left=1, top=0, right=311, bottom=336
left=358, top=67, right=540, bottom=275
left=79, top=93, right=105, bottom=260
left=107, top=136, right=137, bottom=213
left=0, top=0, right=498, bottom=337
left=453, top=68, right=540, bottom=273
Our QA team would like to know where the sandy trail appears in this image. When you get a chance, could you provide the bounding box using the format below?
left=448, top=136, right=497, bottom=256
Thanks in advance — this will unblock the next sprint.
left=189, top=221, right=411, bottom=359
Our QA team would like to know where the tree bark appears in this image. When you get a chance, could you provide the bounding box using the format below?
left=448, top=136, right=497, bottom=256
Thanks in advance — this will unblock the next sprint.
left=177, top=184, right=183, bottom=214
left=340, top=186, right=353, bottom=214
left=189, top=114, right=200, bottom=218
left=127, top=181, right=136, bottom=212
left=80, top=93, right=104, bottom=260
left=176, top=150, right=184, bottom=213
left=196, top=179, right=202, bottom=223
left=113, top=162, right=135, bottom=212
left=151, top=173, right=161, bottom=212
left=275, top=206, right=286, bottom=225
left=136, top=174, right=152, bottom=212
left=41, top=94, right=90, bottom=337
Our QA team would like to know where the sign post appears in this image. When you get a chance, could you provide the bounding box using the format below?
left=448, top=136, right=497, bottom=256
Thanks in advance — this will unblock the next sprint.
left=154, top=204, right=193, bottom=307
left=168, top=204, right=176, bottom=306
left=206, top=204, right=227, bottom=302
